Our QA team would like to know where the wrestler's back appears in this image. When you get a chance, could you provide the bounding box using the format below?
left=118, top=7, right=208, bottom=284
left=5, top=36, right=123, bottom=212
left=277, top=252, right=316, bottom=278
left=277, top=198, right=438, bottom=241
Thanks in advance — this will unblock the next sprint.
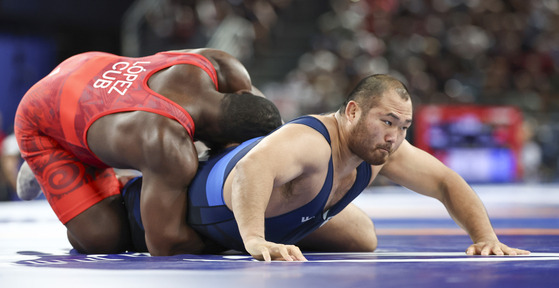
left=86, top=56, right=222, bottom=170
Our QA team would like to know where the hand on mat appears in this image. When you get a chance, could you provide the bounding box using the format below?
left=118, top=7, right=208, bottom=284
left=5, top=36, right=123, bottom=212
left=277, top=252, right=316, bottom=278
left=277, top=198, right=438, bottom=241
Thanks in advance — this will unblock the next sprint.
left=245, top=238, right=307, bottom=262
left=466, top=241, right=531, bottom=256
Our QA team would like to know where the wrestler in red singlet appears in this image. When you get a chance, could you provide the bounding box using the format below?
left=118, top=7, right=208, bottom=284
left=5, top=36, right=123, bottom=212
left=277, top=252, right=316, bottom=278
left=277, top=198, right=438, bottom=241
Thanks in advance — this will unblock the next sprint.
left=14, top=52, right=219, bottom=224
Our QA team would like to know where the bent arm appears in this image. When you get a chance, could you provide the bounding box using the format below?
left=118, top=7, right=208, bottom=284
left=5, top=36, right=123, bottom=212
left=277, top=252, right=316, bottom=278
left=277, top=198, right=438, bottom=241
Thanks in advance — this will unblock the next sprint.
left=380, top=141, right=529, bottom=255
left=229, top=125, right=328, bottom=261
left=138, top=119, right=205, bottom=256
left=191, top=48, right=254, bottom=93
left=141, top=172, right=205, bottom=256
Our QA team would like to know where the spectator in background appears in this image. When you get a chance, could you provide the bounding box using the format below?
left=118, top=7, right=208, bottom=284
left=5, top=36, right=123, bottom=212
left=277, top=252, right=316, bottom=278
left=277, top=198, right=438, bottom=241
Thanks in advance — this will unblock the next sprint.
left=261, top=0, right=559, bottom=182
left=520, top=117, right=543, bottom=182
left=123, top=0, right=559, bottom=181
left=0, top=114, right=10, bottom=201
left=133, top=0, right=292, bottom=61
left=1, top=133, right=21, bottom=201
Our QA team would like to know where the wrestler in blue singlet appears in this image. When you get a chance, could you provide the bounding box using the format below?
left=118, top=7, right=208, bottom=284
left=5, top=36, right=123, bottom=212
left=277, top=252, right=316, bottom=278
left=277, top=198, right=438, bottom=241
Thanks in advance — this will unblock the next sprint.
left=122, top=116, right=372, bottom=252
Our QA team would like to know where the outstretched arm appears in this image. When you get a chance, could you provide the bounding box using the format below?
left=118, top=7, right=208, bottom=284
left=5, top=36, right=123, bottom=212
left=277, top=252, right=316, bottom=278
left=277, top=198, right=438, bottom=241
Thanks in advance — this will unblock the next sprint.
left=380, top=140, right=530, bottom=256
left=231, top=152, right=304, bottom=261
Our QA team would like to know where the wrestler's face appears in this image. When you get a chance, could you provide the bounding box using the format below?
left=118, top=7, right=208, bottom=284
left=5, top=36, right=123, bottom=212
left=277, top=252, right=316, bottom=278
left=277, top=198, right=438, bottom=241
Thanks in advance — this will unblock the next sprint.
left=348, top=91, right=412, bottom=165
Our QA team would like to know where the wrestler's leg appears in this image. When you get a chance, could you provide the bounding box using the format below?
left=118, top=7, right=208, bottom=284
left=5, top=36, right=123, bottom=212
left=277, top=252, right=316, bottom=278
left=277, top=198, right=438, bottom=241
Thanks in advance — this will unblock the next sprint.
left=17, top=161, right=127, bottom=253
left=66, top=194, right=132, bottom=254
left=296, top=203, right=377, bottom=252
left=19, top=134, right=132, bottom=254
left=18, top=164, right=133, bottom=253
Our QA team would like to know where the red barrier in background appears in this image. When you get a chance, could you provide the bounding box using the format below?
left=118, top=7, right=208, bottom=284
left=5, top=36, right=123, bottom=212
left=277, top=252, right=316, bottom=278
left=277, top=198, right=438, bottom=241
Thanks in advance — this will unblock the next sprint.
left=414, top=105, right=523, bottom=183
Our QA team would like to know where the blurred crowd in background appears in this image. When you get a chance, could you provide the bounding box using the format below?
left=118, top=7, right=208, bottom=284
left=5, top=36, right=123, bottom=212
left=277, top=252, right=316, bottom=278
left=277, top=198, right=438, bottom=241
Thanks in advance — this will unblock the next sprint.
left=1, top=0, right=559, bottom=200
left=267, top=0, right=559, bottom=115
left=261, top=0, right=559, bottom=184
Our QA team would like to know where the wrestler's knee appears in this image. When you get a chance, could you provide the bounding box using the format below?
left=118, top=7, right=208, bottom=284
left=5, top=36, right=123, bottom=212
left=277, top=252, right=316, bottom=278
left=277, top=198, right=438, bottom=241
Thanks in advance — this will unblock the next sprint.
left=345, top=206, right=378, bottom=252
left=66, top=196, right=132, bottom=254
left=67, top=225, right=130, bottom=254
left=343, top=216, right=377, bottom=252
left=349, top=229, right=378, bottom=252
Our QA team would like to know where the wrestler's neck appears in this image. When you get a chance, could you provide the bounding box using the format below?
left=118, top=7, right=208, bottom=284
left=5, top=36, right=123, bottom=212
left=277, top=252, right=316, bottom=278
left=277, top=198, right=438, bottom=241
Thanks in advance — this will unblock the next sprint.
left=330, top=112, right=367, bottom=171
left=188, top=100, right=222, bottom=140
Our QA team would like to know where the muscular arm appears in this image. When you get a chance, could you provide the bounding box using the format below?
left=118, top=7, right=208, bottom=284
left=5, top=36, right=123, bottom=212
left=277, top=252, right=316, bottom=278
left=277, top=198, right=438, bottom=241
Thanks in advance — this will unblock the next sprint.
left=169, top=48, right=265, bottom=99
left=380, top=140, right=529, bottom=255
left=169, top=48, right=265, bottom=97
left=229, top=125, right=327, bottom=261
left=189, top=48, right=253, bottom=93
left=137, top=118, right=205, bottom=256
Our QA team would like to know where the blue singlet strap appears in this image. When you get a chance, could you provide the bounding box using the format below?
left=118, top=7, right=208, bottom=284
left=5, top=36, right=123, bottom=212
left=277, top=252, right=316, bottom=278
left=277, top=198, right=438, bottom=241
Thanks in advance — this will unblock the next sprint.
left=205, top=137, right=262, bottom=206
left=288, top=116, right=331, bottom=144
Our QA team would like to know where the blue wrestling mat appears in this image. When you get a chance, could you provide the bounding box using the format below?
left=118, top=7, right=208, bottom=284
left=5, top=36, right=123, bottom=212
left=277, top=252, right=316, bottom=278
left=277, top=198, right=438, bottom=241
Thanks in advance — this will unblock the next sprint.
left=2, top=184, right=559, bottom=288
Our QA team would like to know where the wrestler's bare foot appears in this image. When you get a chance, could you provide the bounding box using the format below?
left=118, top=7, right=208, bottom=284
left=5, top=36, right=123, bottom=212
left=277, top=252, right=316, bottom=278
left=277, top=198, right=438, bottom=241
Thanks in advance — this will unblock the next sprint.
left=16, top=161, right=42, bottom=200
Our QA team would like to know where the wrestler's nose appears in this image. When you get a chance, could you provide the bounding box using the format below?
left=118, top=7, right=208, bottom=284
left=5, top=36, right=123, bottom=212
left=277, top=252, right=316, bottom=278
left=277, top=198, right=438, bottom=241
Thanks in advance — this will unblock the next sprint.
left=384, top=129, right=397, bottom=144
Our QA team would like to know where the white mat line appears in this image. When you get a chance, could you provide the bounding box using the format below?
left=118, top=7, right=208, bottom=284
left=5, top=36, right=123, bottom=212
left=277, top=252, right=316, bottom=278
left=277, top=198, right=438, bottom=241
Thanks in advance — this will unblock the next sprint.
left=304, top=251, right=559, bottom=257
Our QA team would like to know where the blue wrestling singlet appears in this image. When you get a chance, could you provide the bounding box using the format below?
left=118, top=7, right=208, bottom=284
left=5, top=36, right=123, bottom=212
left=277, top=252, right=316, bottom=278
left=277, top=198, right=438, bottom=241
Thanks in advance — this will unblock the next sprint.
left=187, top=116, right=372, bottom=251
left=121, top=176, right=147, bottom=251
left=121, top=116, right=372, bottom=252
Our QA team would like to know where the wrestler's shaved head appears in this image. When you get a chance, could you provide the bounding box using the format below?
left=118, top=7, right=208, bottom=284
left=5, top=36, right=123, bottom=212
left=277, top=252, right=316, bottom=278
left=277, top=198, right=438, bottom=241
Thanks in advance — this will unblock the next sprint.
left=338, top=74, right=411, bottom=114
left=217, top=92, right=282, bottom=145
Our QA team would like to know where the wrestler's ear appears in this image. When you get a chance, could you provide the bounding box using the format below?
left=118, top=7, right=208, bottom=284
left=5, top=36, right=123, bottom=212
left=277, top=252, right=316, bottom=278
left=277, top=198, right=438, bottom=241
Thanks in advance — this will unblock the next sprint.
left=345, top=100, right=360, bottom=123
